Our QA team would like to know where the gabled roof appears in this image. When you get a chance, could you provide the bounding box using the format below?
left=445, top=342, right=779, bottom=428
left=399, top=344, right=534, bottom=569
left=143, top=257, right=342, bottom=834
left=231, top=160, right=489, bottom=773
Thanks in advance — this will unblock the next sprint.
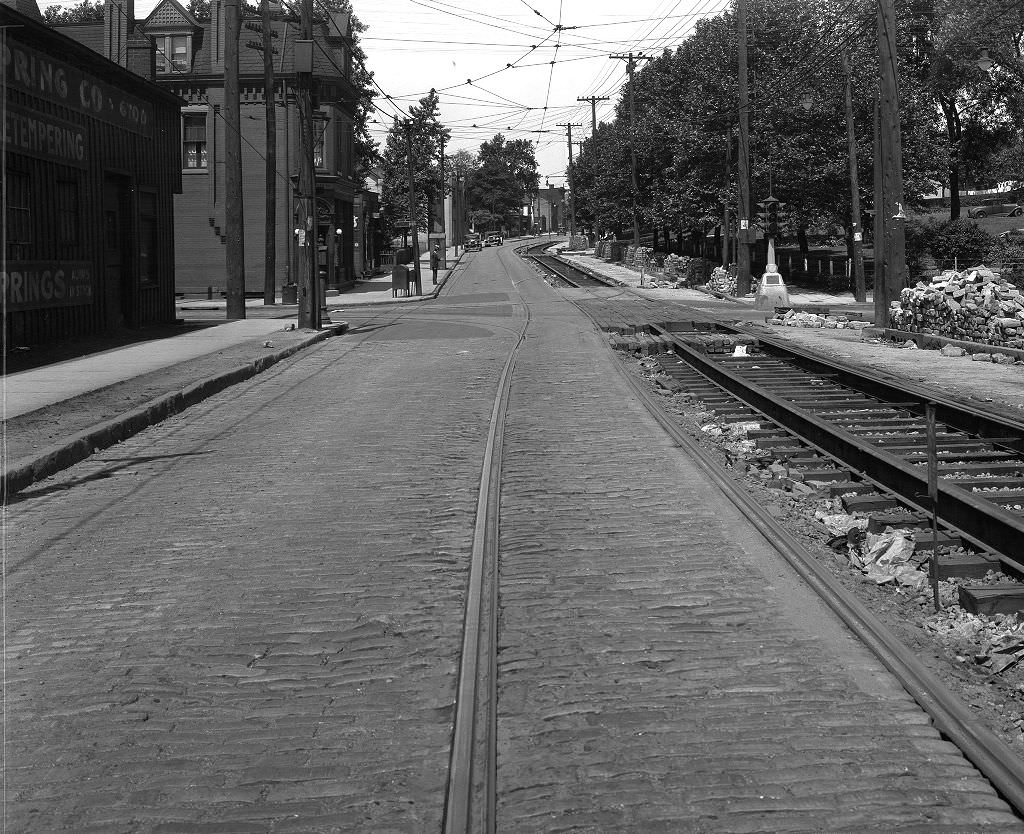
left=142, top=0, right=199, bottom=31
left=0, top=0, right=41, bottom=20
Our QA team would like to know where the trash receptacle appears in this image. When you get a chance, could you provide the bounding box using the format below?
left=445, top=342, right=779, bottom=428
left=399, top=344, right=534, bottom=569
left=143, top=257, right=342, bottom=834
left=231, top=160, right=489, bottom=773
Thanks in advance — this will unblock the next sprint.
left=392, top=264, right=410, bottom=297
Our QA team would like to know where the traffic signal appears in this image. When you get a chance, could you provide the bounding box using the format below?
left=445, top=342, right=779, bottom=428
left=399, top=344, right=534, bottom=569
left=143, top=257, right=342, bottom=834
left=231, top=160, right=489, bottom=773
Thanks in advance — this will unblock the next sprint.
left=766, top=199, right=779, bottom=235
left=757, top=196, right=786, bottom=236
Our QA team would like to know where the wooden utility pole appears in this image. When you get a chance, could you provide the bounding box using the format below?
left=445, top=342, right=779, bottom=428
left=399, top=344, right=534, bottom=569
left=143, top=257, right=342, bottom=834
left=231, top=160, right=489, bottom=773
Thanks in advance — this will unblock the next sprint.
left=735, top=0, right=753, bottom=295
left=610, top=54, right=650, bottom=246
left=723, top=123, right=732, bottom=268
left=557, top=123, right=582, bottom=237
left=438, top=133, right=446, bottom=248
left=578, top=94, right=608, bottom=235
left=577, top=95, right=608, bottom=139
left=262, top=0, right=276, bottom=304
left=406, top=123, right=421, bottom=288
left=842, top=52, right=866, bottom=303
left=224, top=0, right=245, bottom=319
left=876, top=0, right=906, bottom=324
left=295, top=0, right=319, bottom=329
left=873, top=95, right=883, bottom=316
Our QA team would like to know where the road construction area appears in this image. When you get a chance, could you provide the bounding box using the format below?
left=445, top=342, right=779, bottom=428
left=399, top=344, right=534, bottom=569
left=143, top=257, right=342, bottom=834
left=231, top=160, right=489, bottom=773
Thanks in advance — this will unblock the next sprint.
left=6, top=242, right=1024, bottom=831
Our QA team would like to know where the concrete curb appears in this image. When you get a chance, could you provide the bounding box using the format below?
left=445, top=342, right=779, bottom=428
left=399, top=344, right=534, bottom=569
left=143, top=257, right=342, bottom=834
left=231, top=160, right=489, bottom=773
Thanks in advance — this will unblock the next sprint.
left=881, top=327, right=1024, bottom=361
left=2, top=323, right=348, bottom=500
left=328, top=255, right=464, bottom=308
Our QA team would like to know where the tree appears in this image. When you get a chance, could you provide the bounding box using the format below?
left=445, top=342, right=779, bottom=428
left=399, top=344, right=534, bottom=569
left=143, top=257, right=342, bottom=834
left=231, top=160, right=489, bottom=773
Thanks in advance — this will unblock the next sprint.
left=378, top=90, right=450, bottom=239
left=43, top=0, right=103, bottom=22
left=466, top=133, right=539, bottom=234
left=186, top=0, right=211, bottom=21
left=570, top=0, right=948, bottom=253
left=914, top=0, right=1024, bottom=218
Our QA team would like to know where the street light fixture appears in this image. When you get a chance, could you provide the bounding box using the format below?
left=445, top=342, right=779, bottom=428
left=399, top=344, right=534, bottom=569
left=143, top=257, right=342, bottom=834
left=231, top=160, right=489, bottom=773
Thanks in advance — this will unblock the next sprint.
left=977, top=49, right=994, bottom=71
left=799, top=91, right=815, bottom=112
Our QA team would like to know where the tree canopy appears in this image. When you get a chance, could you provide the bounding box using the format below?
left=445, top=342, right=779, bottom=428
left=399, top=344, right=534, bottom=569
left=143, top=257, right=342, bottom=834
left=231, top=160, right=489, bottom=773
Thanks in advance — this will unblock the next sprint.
left=567, top=0, right=1024, bottom=239
left=43, top=0, right=103, bottom=22
left=378, top=90, right=451, bottom=236
left=465, top=134, right=539, bottom=233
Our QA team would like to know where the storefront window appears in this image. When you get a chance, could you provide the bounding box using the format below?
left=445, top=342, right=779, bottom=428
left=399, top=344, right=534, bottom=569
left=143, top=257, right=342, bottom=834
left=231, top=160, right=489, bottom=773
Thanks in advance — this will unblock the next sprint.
left=183, top=112, right=207, bottom=169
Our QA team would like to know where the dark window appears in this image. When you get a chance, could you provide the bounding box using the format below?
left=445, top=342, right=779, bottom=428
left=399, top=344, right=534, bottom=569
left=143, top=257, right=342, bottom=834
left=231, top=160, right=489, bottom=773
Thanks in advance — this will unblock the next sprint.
left=314, top=115, right=328, bottom=169
left=6, top=171, right=31, bottom=260
left=56, top=179, right=80, bottom=246
left=158, top=34, right=190, bottom=73
left=183, top=113, right=207, bottom=169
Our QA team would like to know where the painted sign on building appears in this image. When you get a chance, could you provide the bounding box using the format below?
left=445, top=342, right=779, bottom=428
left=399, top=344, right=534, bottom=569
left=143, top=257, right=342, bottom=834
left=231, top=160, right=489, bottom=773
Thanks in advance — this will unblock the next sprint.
left=2, top=262, right=94, bottom=311
left=5, top=105, right=87, bottom=166
left=3, top=40, right=153, bottom=135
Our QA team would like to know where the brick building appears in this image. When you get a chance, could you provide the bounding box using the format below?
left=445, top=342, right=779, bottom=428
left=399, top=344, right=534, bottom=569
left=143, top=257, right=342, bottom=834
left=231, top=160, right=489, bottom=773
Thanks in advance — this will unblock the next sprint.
left=535, top=183, right=566, bottom=234
left=3, top=0, right=182, bottom=347
left=58, top=0, right=361, bottom=295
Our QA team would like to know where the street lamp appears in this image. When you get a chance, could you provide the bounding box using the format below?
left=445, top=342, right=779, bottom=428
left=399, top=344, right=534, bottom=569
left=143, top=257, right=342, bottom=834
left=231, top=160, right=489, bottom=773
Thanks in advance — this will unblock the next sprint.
left=977, top=49, right=994, bottom=71
left=799, top=91, right=815, bottom=112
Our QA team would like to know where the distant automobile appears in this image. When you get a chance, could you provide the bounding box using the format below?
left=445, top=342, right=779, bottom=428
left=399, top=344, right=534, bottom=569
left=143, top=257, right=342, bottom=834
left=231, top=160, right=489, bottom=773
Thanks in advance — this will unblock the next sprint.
left=485, top=234, right=501, bottom=247
left=466, top=234, right=482, bottom=251
left=967, top=198, right=1024, bottom=219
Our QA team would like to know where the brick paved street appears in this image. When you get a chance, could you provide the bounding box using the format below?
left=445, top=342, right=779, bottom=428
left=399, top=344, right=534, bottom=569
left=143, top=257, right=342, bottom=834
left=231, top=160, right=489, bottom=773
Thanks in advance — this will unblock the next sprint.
left=6, top=246, right=1024, bottom=831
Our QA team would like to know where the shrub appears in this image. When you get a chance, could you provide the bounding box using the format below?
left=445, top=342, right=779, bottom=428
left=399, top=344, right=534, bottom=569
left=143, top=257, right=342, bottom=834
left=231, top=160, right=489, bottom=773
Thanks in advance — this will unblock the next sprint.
left=927, top=218, right=994, bottom=268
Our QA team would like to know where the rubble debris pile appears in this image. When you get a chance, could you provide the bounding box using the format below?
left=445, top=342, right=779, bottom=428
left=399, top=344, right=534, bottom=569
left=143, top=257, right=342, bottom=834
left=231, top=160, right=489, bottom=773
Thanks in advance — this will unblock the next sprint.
left=767, top=309, right=872, bottom=329
left=706, top=266, right=737, bottom=297
left=888, top=266, right=1024, bottom=348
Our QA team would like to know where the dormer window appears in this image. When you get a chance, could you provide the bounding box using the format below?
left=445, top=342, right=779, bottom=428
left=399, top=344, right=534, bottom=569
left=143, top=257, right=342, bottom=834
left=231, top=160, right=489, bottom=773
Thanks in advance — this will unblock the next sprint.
left=157, top=33, right=191, bottom=73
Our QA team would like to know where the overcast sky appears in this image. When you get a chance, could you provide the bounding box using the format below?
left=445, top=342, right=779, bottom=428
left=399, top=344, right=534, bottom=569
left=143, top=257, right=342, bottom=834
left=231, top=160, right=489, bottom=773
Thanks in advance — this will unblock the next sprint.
left=355, top=0, right=730, bottom=181
left=108, top=0, right=731, bottom=182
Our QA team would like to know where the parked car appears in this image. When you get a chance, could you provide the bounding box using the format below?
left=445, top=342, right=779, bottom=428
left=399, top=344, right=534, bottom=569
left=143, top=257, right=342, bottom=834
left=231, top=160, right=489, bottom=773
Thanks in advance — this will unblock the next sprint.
left=485, top=234, right=502, bottom=247
left=465, top=234, right=482, bottom=251
left=967, top=198, right=1024, bottom=219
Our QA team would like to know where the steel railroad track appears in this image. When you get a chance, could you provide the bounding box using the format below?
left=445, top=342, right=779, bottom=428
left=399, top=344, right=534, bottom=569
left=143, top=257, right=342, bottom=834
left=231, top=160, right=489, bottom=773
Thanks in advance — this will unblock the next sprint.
left=523, top=245, right=1024, bottom=814
left=521, top=244, right=618, bottom=290
left=528, top=250, right=1024, bottom=587
left=649, top=323, right=1024, bottom=584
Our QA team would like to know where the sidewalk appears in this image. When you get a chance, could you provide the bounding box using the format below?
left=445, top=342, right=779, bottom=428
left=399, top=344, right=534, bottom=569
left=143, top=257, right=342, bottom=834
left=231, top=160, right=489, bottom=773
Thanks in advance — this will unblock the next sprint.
left=2, top=246, right=464, bottom=496
left=177, top=245, right=464, bottom=312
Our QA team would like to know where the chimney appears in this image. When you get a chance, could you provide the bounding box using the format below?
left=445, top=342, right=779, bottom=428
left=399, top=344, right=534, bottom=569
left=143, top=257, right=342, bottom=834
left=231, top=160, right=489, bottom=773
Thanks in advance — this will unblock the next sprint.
left=211, top=0, right=224, bottom=70
left=104, top=0, right=135, bottom=66
left=127, top=29, right=156, bottom=80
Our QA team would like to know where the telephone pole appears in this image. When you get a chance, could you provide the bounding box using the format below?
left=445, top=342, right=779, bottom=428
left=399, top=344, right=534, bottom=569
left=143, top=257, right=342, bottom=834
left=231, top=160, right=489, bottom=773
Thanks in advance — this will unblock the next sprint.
left=224, top=0, right=245, bottom=319
left=577, top=95, right=608, bottom=233
left=610, top=53, right=650, bottom=246
left=576, top=95, right=609, bottom=139
left=723, top=122, right=733, bottom=268
left=876, top=0, right=906, bottom=323
left=405, top=122, right=421, bottom=288
left=295, top=0, right=319, bottom=329
left=261, top=0, right=276, bottom=305
left=842, top=52, right=866, bottom=303
left=735, top=0, right=753, bottom=295
left=557, top=123, right=582, bottom=237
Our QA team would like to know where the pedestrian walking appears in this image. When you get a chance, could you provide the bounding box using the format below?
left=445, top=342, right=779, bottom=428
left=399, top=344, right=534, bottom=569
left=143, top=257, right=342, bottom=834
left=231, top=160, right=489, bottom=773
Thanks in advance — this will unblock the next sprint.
left=430, top=245, right=441, bottom=285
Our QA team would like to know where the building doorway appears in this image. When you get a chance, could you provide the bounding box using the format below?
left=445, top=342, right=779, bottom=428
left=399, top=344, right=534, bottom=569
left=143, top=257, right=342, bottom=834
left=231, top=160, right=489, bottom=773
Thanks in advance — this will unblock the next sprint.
left=103, top=176, right=134, bottom=328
